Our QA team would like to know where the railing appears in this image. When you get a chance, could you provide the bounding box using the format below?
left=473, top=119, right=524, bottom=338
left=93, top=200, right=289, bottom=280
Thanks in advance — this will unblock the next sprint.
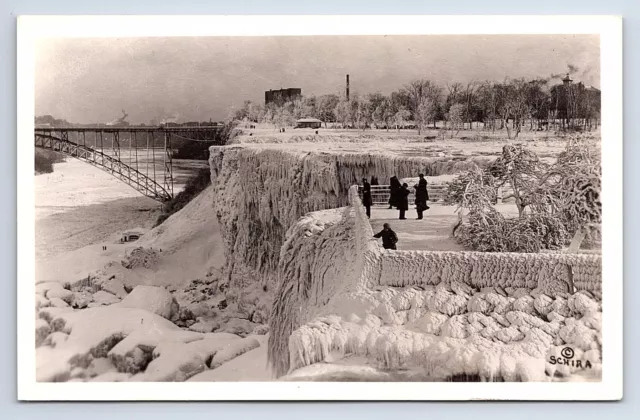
left=358, top=184, right=448, bottom=205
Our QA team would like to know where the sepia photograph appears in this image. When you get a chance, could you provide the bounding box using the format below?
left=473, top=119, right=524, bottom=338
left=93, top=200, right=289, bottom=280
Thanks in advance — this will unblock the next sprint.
left=17, top=15, right=622, bottom=401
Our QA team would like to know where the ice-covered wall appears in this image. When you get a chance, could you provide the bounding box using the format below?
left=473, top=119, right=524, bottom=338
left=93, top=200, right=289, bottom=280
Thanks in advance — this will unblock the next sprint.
left=377, top=250, right=602, bottom=295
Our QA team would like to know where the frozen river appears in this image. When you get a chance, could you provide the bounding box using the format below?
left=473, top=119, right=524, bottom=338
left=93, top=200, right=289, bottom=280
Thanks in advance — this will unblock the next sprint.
left=35, top=157, right=208, bottom=261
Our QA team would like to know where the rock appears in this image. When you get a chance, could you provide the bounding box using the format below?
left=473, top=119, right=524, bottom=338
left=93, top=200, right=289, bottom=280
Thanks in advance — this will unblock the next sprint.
left=188, top=320, right=219, bottom=333
left=36, top=346, right=71, bottom=382
left=186, top=302, right=212, bottom=318
left=93, top=291, right=120, bottom=306
left=122, top=247, right=160, bottom=269
left=36, top=319, right=51, bottom=347
left=251, top=324, right=270, bottom=335
left=36, top=282, right=64, bottom=296
left=46, top=288, right=74, bottom=305
left=174, top=307, right=196, bottom=324
left=70, top=367, right=86, bottom=379
left=49, top=297, right=70, bottom=308
left=35, top=294, right=50, bottom=310
left=38, top=306, right=74, bottom=324
left=108, top=327, right=203, bottom=368
left=119, top=285, right=179, bottom=320
left=41, top=306, right=183, bottom=371
left=44, top=331, right=69, bottom=348
left=85, top=357, right=116, bottom=378
left=110, top=345, right=154, bottom=374
left=218, top=318, right=258, bottom=337
left=209, top=337, right=261, bottom=369
left=90, top=372, right=131, bottom=382
left=88, top=303, right=102, bottom=308
left=72, top=291, right=93, bottom=309
left=101, top=278, right=128, bottom=298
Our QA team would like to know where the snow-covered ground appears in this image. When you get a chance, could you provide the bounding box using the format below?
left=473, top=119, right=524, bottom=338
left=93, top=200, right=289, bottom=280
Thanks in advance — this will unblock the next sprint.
left=32, top=131, right=602, bottom=383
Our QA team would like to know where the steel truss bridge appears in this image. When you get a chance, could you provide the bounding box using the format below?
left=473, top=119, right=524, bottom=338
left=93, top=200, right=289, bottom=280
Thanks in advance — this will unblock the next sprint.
left=34, top=126, right=224, bottom=202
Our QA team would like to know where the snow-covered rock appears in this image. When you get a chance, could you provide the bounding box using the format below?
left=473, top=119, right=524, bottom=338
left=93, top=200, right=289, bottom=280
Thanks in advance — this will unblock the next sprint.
left=35, top=319, right=51, bottom=347
left=36, top=282, right=66, bottom=296
left=108, top=327, right=203, bottom=373
left=209, top=337, right=261, bottom=369
left=72, top=291, right=93, bottom=309
left=188, top=320, right=219, bottom=333
left=35, top=294, right=50, bottom=310
left=90, top=372, right=132, bottom=382
left=93, top=291, right=120, bottom=306
left=44, top=331, right=69, bottom=348
left=49, top=297, right=70, bottom=308
left=119, top=285, right=178, bottom=320
left=141, top=334, right=245, bottom=382
left=36, top=346, right=71, bottom=382
left=46, top=287, right=74, bottom=305
left=101, top=278, right=128, bottom=299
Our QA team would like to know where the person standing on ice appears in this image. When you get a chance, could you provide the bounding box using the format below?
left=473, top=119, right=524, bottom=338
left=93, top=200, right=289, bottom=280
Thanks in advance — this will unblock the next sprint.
left=414, top=173, right=430, bottom=220
left=398, top=183, right=410, bottom=220
left=373, top=223, right=398, bottom=250
left=361, top=178, right=372, bottom=218
left=388, top=176, right=401, bottom=209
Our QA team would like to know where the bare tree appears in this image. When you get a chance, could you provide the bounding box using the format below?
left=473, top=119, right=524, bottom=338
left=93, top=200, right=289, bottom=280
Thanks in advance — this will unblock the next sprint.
left=446, top=103, right=464, bottom=138
left=394, top=108, right=410, bottom=132
left=416, top=97, right=437, bottom=135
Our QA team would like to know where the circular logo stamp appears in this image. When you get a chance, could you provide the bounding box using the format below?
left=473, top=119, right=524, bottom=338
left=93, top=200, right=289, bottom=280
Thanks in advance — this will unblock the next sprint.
left=561, top=347, right=575, bottom=359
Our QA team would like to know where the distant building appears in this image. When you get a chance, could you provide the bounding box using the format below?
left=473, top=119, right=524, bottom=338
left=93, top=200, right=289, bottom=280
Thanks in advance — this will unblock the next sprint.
left=121, top=229, right=144, bottom=243
left=265, top=88, right=302, bottom=105
left=295, top=118, right=322, bottom=129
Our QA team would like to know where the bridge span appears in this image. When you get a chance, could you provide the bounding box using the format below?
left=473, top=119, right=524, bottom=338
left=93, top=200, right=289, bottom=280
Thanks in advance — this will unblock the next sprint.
left=34, top=126, right=225, bottom=202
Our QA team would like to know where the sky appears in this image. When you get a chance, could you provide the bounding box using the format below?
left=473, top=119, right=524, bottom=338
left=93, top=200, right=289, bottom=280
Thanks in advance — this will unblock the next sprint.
left=34, top=35, right=600, bottom=124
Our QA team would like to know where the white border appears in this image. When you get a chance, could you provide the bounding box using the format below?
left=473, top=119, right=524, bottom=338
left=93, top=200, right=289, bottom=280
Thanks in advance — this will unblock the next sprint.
left=17, top=15, right=623, bottom=401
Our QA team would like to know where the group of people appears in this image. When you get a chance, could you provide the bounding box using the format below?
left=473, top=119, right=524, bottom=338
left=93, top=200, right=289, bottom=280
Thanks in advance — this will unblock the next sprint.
left=361, top=174, right=430, bottom=221
left=363, top=174, right=431, bottom=251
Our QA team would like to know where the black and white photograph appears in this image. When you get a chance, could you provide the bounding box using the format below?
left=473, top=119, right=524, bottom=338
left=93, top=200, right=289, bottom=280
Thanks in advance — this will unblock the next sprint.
left=17, top=16, right=623, bottom=401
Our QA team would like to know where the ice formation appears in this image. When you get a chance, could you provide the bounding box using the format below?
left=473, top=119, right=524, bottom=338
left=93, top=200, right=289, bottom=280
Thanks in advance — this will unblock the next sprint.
left=265, top=182, right=602, bottom=380
left=208, top=145, right=494, bottom=325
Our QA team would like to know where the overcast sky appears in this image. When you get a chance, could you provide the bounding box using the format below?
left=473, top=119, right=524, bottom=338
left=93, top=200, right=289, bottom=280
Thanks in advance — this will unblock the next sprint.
left=35, top=35, right=600, bottom=124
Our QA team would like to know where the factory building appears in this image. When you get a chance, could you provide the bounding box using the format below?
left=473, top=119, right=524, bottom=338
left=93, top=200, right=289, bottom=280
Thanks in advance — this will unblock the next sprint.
left=265, top=88, right=302, bottom=105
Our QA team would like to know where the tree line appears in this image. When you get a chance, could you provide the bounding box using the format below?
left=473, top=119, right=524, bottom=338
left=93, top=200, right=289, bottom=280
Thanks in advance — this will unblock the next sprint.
left=233, top=77, right=601, bottom=139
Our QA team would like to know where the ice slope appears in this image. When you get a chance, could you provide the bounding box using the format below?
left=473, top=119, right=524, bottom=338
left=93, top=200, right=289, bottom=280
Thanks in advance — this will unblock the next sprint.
left=36, top=185, right=224, bottom=290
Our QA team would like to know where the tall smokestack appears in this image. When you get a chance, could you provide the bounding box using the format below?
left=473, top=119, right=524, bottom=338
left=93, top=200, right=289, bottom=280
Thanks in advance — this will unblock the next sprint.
left=346, top=74, right=350, bottom=100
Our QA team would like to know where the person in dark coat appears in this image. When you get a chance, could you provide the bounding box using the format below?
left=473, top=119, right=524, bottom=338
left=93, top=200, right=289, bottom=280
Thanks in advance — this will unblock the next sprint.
left=398, top=183, right=410, bottom=220
left=370, top=176, right=379, bottom=186
left=388, top=176, right=401, bottom=209
left=361, top=178, right=372, bottom=218
left=413, top=173, right=430, bottom=220
left=373, top=223, right=398, bottom=250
